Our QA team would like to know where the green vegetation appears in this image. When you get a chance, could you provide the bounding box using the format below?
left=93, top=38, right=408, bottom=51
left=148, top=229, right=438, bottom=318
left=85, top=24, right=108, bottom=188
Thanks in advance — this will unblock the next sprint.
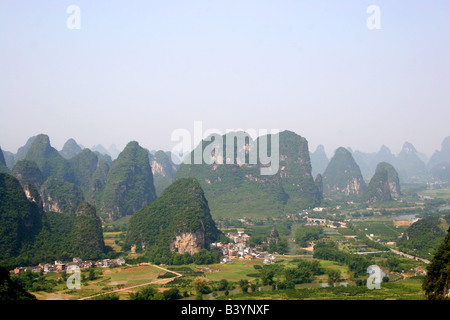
left=422, top=227, right=450, bottom=299
left=0, top=147, right=10, bottom=174
left=68, top=149, right=99, bottom=198
left=70, top=202, right=105, bottom=260
left=100, top=141, right=156, bottom=221
left=12, top=159, right=44, bottom=187
left=126, top=178, right=223, bottom=256
left=377, top=162, right=401, bottom=196
left=0, top=173, right=43, bottom=263
left=40, top=177, right=84, bottom=215
left=397, top=216, right=447, bottom=258
left=2, top=133, right=449, bottom=301
left=0, top=266, right=36, bottom=300
left=176, top=131, right=320, bottom=219
left=0, top=173, right=107, bottom=266
left=295, top=225, right=325, bottom=247
left=313, top=241, right=372, bottom=276
left=59, top=138, right=82, bottom=159
left=144, top=248, right=221, bottom=266
left=149, top=150, right=179, bottom=196
left=322, top=147, right=366, bottom=197
left=364, top=167, right=392, bottom=203
left=24, top=134, right=74, bottom=182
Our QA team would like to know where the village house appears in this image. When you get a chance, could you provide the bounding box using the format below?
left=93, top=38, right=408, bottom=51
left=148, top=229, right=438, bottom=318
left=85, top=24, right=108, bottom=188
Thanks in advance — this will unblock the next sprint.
left=221, top=257, right=232, bottom=264
left=66, top=264, right=79, bottom=273
left=43, top=264, right=55, bottom=272
left=102, top=259, right=112, bottom=267
left=56, top=263, right=66, bottom=271
left=263, top=254, right=274, bottom=265
left=31, top=267, right=41, bottom=273
left=14, top=267, right=26, bottom=274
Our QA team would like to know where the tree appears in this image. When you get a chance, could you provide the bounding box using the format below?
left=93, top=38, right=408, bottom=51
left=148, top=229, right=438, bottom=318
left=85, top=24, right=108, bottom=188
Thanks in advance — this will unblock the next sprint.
left=327, top=269, right=341, bottom=287
left=128, top=286, right=157, bottom=300
left=238, top=279, right=249, bottom=293
left=0, top=267, right=36, bottom=300
left=88, top=268, right=96, bottom=281
left=423, top=227, right=450, bottom=300
left=259, top=268, right=275, bottom=285
left=217, top=279, right=229, bottom=291
left=192, top=277, right=211, bottom=295
left=162, top=288, right=180, bottom=300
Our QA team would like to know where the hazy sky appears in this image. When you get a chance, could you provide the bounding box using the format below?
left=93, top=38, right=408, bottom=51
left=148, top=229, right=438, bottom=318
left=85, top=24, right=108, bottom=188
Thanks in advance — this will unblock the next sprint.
left=1, top=0, right=449, bottom=158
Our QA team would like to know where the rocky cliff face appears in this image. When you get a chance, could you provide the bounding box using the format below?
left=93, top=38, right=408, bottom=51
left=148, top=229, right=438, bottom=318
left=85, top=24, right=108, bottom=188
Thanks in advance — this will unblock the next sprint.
left=23, top=183, right=43, bottom=209
left=149, top=150, right=179, bottom=196
left=170, top=232, right=205, bottom=255
left=376, top=162, right=401, bottom=197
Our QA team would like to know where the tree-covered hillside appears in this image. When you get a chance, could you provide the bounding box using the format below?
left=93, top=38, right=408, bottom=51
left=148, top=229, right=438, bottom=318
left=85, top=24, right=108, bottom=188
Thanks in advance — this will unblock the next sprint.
left=0, top=173, right=43, bottom=262
left=322, top=147, right=366, bottom=198
left=23, top=134, right=74, bottom=182
left=0, top=173, right=106, bottom=266
left=99, top=141, right=157, bottom=221
left=126, top=177, right=222, bottom=254
left=397, top=216, right=447, bottom=258
left=176, top=130, right=320, bottom=218
left=423, top=227, right=450, bottom=299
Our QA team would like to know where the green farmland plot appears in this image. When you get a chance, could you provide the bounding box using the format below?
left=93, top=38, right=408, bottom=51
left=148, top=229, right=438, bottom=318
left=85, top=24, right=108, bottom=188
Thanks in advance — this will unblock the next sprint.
left=352, top=220, right=405, bottom=242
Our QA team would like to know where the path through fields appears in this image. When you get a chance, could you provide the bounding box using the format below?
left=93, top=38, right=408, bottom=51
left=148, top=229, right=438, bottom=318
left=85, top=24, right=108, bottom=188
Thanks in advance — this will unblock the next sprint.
left=78, top=263, right=182, bottom=300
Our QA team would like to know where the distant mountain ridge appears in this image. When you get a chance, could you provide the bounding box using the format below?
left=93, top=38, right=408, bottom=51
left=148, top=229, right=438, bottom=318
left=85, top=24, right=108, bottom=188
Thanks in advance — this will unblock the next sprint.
left=313, top=139, right=446, bottom=182
left=4, top=134, right=181, bottom=222
left=2, top=133, right=450, bottom=224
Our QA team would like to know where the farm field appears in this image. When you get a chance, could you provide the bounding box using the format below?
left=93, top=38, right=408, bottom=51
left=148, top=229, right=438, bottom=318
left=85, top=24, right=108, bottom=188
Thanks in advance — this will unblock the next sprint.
left=418, top=188, right=450, bottom=200
left=33, top=264, right=174, bottom=300
left=350, top=219, right=407, bottom=242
